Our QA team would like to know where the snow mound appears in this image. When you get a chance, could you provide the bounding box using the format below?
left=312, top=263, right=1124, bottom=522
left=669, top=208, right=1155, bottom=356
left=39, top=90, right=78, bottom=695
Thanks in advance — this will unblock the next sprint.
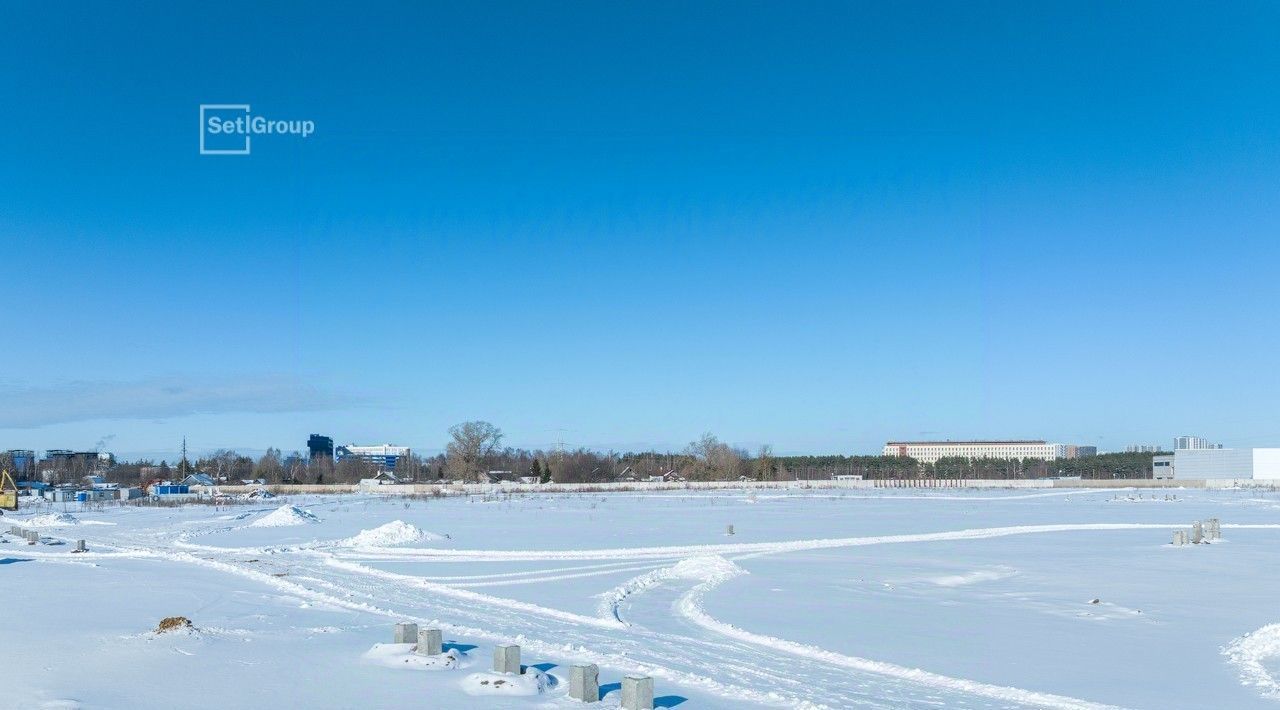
left=668, top=555, right=745, bottom=582
left=1225, top=623, right=1280, bottom=699
left=342, top=521, right=442, bottom=547
left=249, top=505, right=321, bottom=527
left=20, top=513, right=80, bottom=527
left=928, top=568, right=1017, bottom=587
left=362, top=643, right=470, bottom=671
left=460, top=669, right=551, bottom=696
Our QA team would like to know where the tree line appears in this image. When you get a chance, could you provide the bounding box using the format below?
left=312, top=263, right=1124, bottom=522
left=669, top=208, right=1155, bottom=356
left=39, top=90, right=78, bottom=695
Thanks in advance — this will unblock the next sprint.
left=6, top=425, right=1169, bottom=486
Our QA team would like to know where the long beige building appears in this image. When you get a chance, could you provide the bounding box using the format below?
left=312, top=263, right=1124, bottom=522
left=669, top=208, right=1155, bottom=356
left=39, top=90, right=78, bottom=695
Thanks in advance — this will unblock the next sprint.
left=882, top=440, right=1070, bottom=465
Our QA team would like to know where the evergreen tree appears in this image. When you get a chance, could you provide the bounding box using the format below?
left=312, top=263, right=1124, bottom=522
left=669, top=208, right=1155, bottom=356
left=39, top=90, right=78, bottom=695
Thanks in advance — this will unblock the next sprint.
left=532, top=458, right=550, bottom=484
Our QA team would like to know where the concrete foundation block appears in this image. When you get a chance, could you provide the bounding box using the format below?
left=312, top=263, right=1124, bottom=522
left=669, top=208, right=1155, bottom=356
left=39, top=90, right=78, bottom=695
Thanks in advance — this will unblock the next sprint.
left=569, top=663, right=599, bottom=702
left=1192, top=521, right=1203, bottom=544
left=416, top=627, right=442, bottom=655
left=1206, top=518, right=1221, bottom=540
left=494, top=643, right=521, bottom=674
left=393, top=622, right=418, bottom=644
left=74, top=539, right=86, bottom=553
left=1172, top=531, right=1185, bottom=546
left=621, top=675, right=654, bottom=710
left=726, top=524, right=734, bottom=536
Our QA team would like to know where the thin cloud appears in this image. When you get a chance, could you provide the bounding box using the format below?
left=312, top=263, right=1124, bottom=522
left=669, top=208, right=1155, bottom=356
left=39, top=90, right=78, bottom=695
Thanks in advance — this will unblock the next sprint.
left=0, top=375, right=364, bottom=429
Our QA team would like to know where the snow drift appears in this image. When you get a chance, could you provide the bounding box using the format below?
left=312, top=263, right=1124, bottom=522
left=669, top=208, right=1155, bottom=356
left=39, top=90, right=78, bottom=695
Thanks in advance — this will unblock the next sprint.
left=460, top=669, right=550, bottom=696
left=362, top=642, right=469, bottom=671
left=249, top=505, right=321, bottom=528
left=18, top=512, right=81, bottom=527
left=340, top=520, right=442, bottom=547
left=1225, top=623, right=1280, bottom=699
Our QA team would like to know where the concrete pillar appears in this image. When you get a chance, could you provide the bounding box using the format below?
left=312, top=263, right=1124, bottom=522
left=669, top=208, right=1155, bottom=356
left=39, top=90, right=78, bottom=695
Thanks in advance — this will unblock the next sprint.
left=494, top=644, right=521, bottom=674
left=1206, top=518, right=1220, bottom=540
left=569, top=663, right=599, bottom=702
left=416, top=627, right=442, bottom=655
left=393, top=622, right=418, bottom=644
left=1172, top=531, right=1185, bottom=546
left=621, top=675, right=654, bottom=710
left=74, top=539, right=86, bottom=553
left=26, top=531, right=37, bottom=545
left=1192, top=521, right=1203, bottom=544
left=726, top=524, right=734, bottom=536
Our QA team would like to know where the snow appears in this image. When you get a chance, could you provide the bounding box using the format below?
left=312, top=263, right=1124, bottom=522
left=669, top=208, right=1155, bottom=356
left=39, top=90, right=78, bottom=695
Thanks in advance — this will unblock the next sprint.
left=460, top=668, right=552, bottom=696
left=6, top=487, right=1280, bottom=708
left=340, top=520, right=442, bottom=547
left=361, top=642, right=471, bottom=671
left=1225, top=623, right=1280, bottom=699
left=17, top=512, right=82, bottom=527
left=928, top=567, right=1018, bottom=587
left=248, top=504, right=322, bottom=527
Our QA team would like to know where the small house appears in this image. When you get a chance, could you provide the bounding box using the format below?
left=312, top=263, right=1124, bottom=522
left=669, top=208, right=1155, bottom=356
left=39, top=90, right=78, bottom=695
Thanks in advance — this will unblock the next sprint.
left=149, top=482, right=193, bottom=498
left=358, top=471, right=400, bottom=488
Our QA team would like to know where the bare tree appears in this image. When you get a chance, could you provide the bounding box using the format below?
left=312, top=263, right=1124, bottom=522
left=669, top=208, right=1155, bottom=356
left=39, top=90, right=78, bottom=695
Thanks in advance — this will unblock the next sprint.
left=253, top=448, right=285, bottom=483
left=754, top=444, right=775, bottom=481
left=445, top=421, right=504, bottom=481
left=308, top=455, right=335, bottom=484
left=683, top=433, right=747, bottom=481
left=335, top=456, right=374, bottom=482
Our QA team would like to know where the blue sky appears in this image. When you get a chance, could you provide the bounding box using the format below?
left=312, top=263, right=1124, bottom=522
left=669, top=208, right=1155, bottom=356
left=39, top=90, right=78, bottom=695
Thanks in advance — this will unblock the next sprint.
left=3, top=1, right=1280, bottom=460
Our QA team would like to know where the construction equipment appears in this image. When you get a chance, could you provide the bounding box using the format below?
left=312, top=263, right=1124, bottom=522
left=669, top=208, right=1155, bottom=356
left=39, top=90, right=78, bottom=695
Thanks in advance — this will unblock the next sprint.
left=0, top=470, right=18, bottom=512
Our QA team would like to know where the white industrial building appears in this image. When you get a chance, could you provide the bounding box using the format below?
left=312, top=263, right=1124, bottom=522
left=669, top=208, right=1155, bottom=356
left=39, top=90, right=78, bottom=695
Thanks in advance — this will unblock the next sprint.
left=882, top=440, right=1070, bottom=465
left=1164, top=448, right=1280, bottom=480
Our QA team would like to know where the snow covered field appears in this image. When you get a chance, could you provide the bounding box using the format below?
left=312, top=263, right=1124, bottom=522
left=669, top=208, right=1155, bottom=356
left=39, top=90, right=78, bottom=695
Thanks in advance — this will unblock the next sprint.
left=4, top=487, right=1280, bottom=709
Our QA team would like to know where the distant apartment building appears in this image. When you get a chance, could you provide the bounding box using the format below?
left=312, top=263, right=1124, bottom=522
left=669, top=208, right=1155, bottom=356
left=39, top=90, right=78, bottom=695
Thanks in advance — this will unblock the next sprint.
left=308, top=434, right=334, bottom=461
left=41, top=450, right=113, bottom=470
left=882, top=440, right=1073, bottom=465
left=1065, top=445, right=1097, bottom=458
left=1125, top=445, right=1162, bottom=453
left=1174, top=435, right=1222, bottom=450
left=4, top=450, right=35, bottom=475
left=335, top=444, right=409, bottom=472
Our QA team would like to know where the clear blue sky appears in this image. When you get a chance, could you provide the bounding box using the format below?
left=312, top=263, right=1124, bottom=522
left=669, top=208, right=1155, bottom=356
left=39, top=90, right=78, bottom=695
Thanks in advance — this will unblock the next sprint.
left=3, top=1, right=1280, bottom=460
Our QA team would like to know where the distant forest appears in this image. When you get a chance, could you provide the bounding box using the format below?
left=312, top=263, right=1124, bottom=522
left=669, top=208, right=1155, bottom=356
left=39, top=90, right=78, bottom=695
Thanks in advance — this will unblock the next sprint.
left=773, top=451, right=1168, bottom=481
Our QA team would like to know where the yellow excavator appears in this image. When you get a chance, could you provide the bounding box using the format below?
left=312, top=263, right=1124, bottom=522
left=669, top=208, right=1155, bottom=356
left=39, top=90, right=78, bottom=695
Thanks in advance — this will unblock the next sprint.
left=0, top=469, right=17, bottom=512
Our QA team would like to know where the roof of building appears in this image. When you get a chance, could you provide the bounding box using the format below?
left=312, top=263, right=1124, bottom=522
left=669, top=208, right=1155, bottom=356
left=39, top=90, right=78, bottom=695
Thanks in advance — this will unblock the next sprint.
left=885, top=440, right=1048, bottom=446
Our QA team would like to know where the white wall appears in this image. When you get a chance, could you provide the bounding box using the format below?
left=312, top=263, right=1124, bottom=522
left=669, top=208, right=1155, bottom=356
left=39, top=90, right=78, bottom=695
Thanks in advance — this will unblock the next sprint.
left=1174, top=448, right=1256, bottom=479
left=1252, top=449, right=1280, bottom=479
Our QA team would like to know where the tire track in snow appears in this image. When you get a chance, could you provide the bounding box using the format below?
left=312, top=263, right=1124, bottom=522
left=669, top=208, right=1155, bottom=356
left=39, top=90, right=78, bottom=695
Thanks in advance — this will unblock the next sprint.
left=181, top=548, right=813, bottom=708
left=635, top=556, right=1126, bottom=710
left=345, top=522, right=1231, bottom=562
left=59, top=513, right=1280, bottom=708
left=322, top=556, right=627, bottom=629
